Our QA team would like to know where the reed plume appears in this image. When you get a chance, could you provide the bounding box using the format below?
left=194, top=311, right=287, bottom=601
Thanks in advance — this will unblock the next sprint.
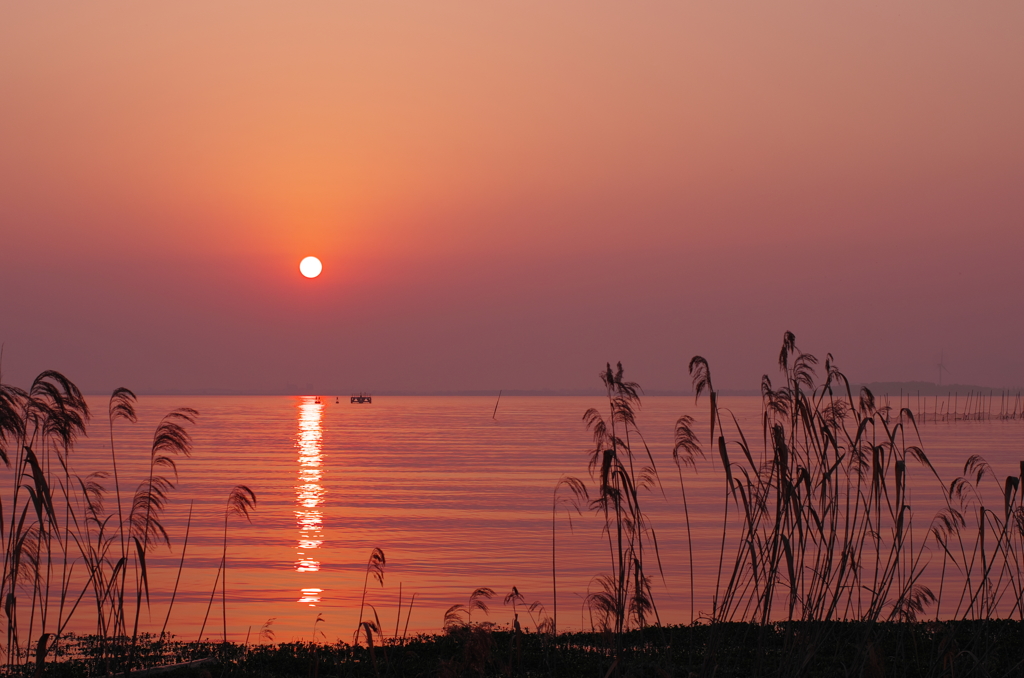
left=444, top=587, right=495, bottom=629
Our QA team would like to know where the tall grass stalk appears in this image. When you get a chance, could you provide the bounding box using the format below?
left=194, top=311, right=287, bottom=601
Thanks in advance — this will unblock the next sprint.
left=199, top=485, right=256, bottom=642
left=551, top=476, right=587, bottom=635
left=355, top=548, right=386, bottom=642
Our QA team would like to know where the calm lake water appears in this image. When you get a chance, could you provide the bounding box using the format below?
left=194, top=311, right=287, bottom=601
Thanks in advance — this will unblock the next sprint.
left=67, top=394, right=1024, bottom=643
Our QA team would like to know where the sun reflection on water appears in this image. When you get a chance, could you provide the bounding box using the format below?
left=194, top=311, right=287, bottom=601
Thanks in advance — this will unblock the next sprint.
left=295, top=398, right=325, bottom=603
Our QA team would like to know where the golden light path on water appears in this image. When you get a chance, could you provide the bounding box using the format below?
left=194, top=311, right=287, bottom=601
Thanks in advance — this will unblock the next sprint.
left=295, top=397, right=325, bottom=606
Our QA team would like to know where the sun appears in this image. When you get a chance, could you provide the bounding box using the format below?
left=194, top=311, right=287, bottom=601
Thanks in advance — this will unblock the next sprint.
left=299, top=256, right=323, bottom=278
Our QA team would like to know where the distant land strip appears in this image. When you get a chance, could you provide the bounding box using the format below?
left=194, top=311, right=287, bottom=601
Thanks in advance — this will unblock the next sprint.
left=93, top=381, right=1022, bottom=397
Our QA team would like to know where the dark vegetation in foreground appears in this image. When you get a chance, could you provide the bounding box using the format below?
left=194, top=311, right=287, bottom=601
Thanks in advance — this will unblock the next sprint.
left=25, top=621, right=1024, bottom=677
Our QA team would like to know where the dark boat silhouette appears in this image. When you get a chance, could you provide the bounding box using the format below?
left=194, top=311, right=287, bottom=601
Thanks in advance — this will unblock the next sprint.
left=350, top=393, right=372, bottom=404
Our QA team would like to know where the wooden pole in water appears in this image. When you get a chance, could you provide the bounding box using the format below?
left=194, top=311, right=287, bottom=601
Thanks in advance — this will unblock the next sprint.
left=492, top=390, right=502, bottom=419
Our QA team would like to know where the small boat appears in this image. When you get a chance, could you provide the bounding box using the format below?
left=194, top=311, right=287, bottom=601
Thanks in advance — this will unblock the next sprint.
left=350, top=393, right=372, bottom=404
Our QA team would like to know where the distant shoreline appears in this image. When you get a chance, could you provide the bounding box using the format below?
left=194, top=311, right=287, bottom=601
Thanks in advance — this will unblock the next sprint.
left=85, top=381, right=1021, bottom=397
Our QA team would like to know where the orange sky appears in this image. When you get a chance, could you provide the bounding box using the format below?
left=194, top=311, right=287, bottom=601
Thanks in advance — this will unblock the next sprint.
left=1, top=1, right=1022, bottom=393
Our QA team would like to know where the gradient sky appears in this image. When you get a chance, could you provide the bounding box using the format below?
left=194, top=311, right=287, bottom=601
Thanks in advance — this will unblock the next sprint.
left=2, top=1, right=1022, bottom=394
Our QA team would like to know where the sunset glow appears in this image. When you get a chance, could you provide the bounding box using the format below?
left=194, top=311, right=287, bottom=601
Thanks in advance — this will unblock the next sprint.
left=2, top=1, right=1024, bottom=662
left=1, top=3, right=1021, bottom=393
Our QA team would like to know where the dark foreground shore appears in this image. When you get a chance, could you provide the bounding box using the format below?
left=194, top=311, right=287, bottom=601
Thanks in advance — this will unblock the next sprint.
left=24, top=620, right=1024, bottom=677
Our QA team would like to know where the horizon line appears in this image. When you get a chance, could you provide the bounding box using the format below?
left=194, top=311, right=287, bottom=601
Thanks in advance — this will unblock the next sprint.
left=81, top=381, right=1023, bottom=398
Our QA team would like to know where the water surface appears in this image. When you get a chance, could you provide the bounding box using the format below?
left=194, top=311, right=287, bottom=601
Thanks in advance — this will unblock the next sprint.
left=67, top=394, right=1024, bottom=642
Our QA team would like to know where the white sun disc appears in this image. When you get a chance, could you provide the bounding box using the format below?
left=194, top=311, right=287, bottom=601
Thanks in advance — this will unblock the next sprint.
left=299, top=256, right=323, bottom=278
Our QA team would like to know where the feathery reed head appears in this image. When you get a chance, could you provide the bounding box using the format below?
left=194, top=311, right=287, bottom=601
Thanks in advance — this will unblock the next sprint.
left=688, top=356, right=713, bottom=400
left=673, top=414, right=703, bottom=468
left=503, top=586, right=524, bottom=607
left=108, top=387, right=138, bottom=423
left=859, top=387, right=876, bottom=415
left=29, top=370, right=89, bottom=450
left=791, top=351, right=818, bottom=390
left=0, top=384, right=26, bottom=464
left=554, top=475, right=589, bottom=509
left=778, top=331, right=796, bottom=371
left=226, top=485, right=257, bottom=522
left=600, top=362, right=642, bottom=403
left=469, top=587, right=495, bottom=614
left=366, top=547, right=386, bottom=586
left=151, top=408, right=198, bottom=471
left=259, top=618, right=276, bottom=643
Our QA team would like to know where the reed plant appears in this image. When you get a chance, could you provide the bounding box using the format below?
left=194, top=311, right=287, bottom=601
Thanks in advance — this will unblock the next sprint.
left=670, top=332, right=1024, bottom=674
left=444, top=587, right=495, bottom=629
left=677, top=333, right=974, bottom=624
left=503, top=586, right=550, bottom=633
left=0, top=369, right=225, bottom=672
left=575, top=363, right=663, bottom=636
left=355, top=547, right=386, bottom=644
left=549, top=362, right=666, bottom=678
left=540, top=335, right=1024, bottom=674
left=198, top=485, right=256, bottom=642
left=550, top=475, right=587, bottom=635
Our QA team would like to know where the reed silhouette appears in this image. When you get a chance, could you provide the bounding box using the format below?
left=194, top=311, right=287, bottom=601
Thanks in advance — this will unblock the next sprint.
left=355, top=547, right=386, bottom=644
left=0, top=371, right=217, bottom=672
left=682, top=333, right=946, bottom=624
left=550, top=475, right=586, bottom=635
left=0, top=369, right=271, bottom=674
left=198, top=485, right=257, bottom=643
left=573, top=363, right=662, bottom=636
left=444, top=587, right=495, bottom=629
left=529, top=336, right=1024, bottom=674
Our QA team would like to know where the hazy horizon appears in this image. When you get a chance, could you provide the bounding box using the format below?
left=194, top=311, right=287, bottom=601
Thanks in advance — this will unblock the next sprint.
left=65, top=381, right=1024, bottom=398
left=2, top=2, right=1022, bottom=394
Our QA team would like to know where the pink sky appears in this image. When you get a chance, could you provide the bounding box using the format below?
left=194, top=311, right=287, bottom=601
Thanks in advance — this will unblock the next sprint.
left=1, top=1, right=1022, bottom=393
